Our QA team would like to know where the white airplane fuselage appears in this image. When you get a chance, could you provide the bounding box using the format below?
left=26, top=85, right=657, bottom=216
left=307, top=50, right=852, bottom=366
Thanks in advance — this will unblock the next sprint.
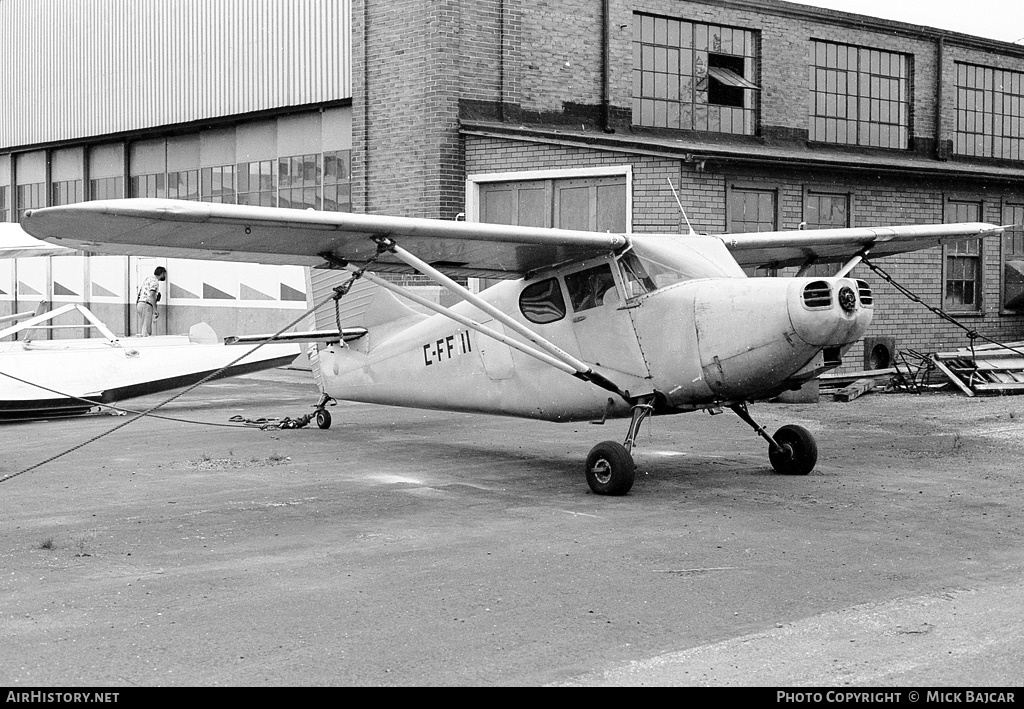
left=317, top=260, right=872, bottom=422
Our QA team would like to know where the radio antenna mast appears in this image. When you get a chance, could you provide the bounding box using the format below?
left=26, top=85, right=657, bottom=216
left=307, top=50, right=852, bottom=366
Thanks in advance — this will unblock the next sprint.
left=667, top=178, right=697, bottom=235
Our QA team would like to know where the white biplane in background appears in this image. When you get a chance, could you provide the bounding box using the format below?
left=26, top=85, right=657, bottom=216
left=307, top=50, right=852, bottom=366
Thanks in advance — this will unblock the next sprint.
left=0, top=222, right=301, bottom=419
left=22, top=200, right=1001, bottom=493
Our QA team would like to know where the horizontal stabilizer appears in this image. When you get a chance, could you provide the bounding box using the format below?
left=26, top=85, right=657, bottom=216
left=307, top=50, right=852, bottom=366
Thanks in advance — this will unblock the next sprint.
left=225, top=328, right=368, bottom=345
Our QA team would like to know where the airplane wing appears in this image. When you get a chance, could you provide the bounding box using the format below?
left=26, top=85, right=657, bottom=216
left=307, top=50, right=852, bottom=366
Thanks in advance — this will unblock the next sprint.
left=21, top=199, right=627, bottom=279
left=720, top=223, right=1003, bottom=269
left=0, top=223, right=77, bottom=258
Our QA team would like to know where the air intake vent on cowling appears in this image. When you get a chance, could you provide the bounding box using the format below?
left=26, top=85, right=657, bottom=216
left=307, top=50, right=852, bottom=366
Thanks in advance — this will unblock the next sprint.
left=802, top=281, right=832, bottom=309
left=856, top=279, right=873, bottom=306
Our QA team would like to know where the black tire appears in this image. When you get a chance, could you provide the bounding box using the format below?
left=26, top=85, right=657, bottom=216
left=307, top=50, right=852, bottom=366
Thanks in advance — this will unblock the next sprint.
left=316, top=409, right=332, bottom=430
left=768, top=424, right=818, bottom=475
left=584, top=441, right=635, bottom=495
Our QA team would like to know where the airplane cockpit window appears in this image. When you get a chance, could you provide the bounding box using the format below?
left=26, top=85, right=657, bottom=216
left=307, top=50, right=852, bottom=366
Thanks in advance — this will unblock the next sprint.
left=619, top=250, right=658, bottom=299
left=519, top=277, right=567, bottom=324
left=624, top=235, right=744, bottom=291
left=564, top=264, right=617, bottom=312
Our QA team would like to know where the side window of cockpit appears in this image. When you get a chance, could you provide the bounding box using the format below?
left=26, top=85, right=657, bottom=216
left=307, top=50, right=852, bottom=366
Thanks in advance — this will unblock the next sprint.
left=519, top=278, right=567, bottom=324
left=619, top=251, right=656, bottom=299
left=564, top=264, right=617, bottom=312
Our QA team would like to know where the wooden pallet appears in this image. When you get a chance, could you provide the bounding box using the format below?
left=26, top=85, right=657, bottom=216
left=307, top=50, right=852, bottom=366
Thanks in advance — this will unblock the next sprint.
left=932, top=342, right=1024, bottom=395
left=819, top=368, right=895, bottom=402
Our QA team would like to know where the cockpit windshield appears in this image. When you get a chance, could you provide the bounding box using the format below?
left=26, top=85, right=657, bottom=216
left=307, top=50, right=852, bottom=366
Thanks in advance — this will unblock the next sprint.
left=618, top=234, right=745, bottom=298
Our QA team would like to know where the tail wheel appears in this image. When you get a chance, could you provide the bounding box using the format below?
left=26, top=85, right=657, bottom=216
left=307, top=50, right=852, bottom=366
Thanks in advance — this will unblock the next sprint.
left=768, top=424, right=818, bottom=475
left=316, top=409, right=332, bottom=430
left=584, top=441, right=635, bottom=496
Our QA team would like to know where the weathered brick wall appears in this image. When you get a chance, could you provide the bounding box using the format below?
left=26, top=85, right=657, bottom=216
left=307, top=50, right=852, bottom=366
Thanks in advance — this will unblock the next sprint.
left=466, top=133, right=1024, bottom=358
left=361, top=0, right=1023, bottom=359
left=352, top=0, right=480, bottom=219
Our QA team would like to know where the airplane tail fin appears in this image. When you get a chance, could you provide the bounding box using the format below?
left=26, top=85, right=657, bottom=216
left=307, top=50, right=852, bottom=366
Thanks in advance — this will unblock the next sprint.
left=326, top=278, right=428, bottom=348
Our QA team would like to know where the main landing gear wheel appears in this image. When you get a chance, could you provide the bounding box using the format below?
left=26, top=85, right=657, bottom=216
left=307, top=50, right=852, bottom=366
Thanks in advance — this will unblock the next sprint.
left=315, top=409, right=332, bottom=430
left=585, top=441, right=635, bottom=496
left=768, top=424, right=818, bottom=475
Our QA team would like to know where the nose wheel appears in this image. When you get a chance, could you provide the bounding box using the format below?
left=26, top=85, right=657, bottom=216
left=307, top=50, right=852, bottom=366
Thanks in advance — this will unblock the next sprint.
left=730, top=403, right=818, bottom=475
left=766, top=423, right=818, bottom=475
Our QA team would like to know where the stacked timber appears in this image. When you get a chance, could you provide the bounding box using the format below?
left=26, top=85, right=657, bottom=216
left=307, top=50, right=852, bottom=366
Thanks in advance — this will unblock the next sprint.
left=931, top=341, right=1024, bottom=396
left=818, top=368, right=896, bottom=402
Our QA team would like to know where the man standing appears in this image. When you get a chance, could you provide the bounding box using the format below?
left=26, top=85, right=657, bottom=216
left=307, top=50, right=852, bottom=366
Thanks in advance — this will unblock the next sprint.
left=136, top=266, right=167, bottom=336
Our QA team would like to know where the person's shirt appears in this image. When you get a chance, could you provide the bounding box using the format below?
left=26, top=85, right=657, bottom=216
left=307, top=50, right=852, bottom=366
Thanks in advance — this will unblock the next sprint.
left=138, top=275, right=160, bottom=305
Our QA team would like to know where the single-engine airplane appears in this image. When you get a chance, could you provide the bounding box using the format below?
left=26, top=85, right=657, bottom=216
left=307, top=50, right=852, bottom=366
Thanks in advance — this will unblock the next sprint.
left=21, top=199, right=1001, bottom=492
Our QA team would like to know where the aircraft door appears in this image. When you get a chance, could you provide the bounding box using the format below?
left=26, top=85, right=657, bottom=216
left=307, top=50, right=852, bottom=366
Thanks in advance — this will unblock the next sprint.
left=564, top=263, right=650, bottom=377
left=477, top=319, right=516, bottom=380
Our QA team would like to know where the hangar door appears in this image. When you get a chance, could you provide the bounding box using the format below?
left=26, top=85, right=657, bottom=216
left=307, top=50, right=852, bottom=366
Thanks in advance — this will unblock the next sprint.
left=478, top=174, right=627, bottom=233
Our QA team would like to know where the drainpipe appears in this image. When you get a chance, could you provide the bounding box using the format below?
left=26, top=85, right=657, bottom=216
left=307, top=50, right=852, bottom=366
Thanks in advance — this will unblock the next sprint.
left=601, top=0, right=615, bottom=133
left=499, top=0, right=505, bottom=122
left=935, top=35, right=946, bottom=160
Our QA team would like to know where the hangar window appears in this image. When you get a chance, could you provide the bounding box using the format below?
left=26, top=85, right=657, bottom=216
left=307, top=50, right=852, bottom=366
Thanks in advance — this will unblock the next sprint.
left=167, top=170, right=200, bottom=201
left=729, top=185, right=779, bottom=277
left=1003, top=204, right=1024, bottom=313
left=14, top=151, right=45, bottom=221
left=809, top=41, right=910, bottom=150
left=51, top=180, right=83, bottom=206
left=50, top=148, right=84, bottom=206
left=565, top=264, right=617, bottom=312
left=799, top=190, right=852, bottom=278
left=88, top=143, right=125, bottom=201
left=944, top=198, right=983, bottom=312
left=90, top=177, right=124, bottom=200
left=237, top=160, right=277, bottom=207
left=955, top=62, right=1024, bottom=160
left=323, top=151, right=352, bottom=212
left=201, top=165, right=236, bottom=204
left=632, top=14, right=759, bottom=135
left=279, top=154, right=321, bottom=210
left=519, top=278, right=567, bottom=324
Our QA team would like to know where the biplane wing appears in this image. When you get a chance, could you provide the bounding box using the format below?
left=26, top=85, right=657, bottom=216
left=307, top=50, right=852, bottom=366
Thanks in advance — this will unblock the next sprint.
left=720, top=223, right=1003, bottom=269
left=21, top=199, right=627, bottom=279
left=0, top=223, right=76, bottom=258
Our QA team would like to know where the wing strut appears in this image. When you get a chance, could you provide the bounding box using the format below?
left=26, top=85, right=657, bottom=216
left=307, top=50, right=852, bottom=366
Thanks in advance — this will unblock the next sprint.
left=320, top=245, right=633, bottom=402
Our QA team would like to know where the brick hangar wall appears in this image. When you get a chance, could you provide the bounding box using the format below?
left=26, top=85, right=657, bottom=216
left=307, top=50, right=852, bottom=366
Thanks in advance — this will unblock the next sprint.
left=466, top=135, right=1024, bottom=361
left=462, top=0, right=1024, bottom=361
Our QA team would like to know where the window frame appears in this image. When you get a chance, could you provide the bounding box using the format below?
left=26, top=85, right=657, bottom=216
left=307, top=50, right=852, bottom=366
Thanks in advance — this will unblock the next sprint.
left=518, top=277, right=568, bottom=325
left=942, top=195, right=986, bottom=315
left=999, top=199, right=1024, bottom=315
left=954, top=62, right=1024, bottom=161
left=808, top=39, right=912, bottom=150
left=727, top=180, right=782, bottom=277
left=800, top=187, right=854, bottom=278
left=632, top=12, right=760, bottom=135
left=466, top=166, right=633, bottom=233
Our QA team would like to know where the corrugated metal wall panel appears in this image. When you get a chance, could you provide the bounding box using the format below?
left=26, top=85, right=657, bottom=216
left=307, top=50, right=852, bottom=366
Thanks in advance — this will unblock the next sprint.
left=0, top=0, right=351, bottom=149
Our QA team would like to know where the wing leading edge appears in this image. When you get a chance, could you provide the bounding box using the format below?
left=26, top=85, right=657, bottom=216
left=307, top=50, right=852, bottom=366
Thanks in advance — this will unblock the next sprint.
left=21, top=199, right=627, bottom=279
left=21, top=198, right=1002, bottom=276
left=720, top=223, right=1004, bottom=269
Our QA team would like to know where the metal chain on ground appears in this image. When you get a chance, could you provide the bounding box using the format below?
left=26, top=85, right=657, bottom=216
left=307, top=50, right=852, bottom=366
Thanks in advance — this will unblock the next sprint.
left=1, top=264, right=374, bottom=485
left=862, top=257, right=1024, bottom=360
